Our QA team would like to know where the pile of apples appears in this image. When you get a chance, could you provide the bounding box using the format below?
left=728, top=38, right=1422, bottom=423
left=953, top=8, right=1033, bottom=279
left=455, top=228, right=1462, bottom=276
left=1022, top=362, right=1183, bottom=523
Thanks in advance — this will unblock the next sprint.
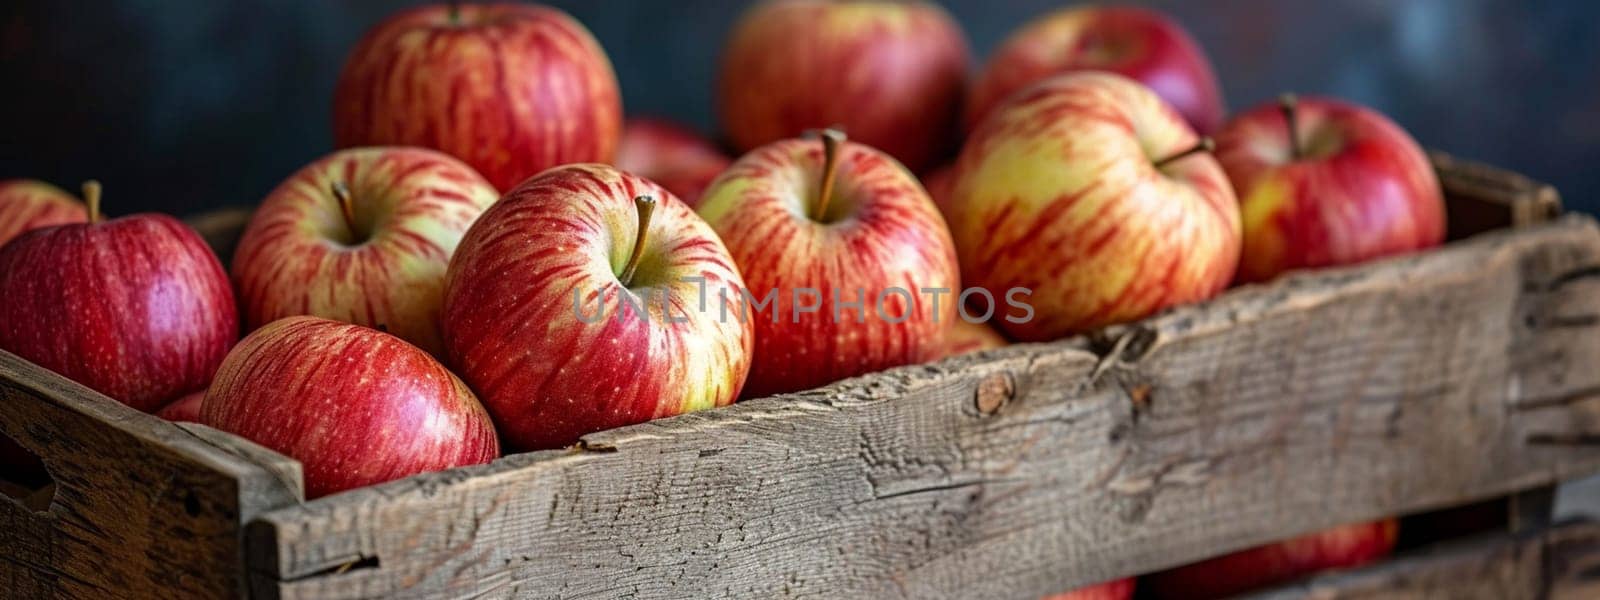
left=0, top=2, right=1447, bottom=596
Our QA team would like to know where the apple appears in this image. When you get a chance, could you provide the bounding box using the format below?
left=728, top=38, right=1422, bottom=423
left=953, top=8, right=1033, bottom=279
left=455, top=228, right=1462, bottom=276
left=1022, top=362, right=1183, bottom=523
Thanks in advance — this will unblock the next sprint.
left=231, top=147, right=499, bottom=357
left=443, top=164, right=753, bottom=450
left=947, top=73, right=1239, bottom=342
left=1214, top=95, right=1446, bottom=282
left=698, top=130, right=959, bottom=397
left=717, top=0, right=970, bottom=173
left=0, top=182, right=236, bottom=412
left=0, top=179, right=87, bottom=248
left=967, top=6, right=1224, bottom=135
left=156, top=391, right=205, bottom=423
left=936, top=319, right=1008, bottom=360
left=1144, top=519, right=1399, bottom=599
left=202, top=316, right=499, bottom=499
left=333, top=3, right=622, bottom=191
left=614, top=118, right=732, bottom=209
left=1042, top=578, right=1134, bottom=600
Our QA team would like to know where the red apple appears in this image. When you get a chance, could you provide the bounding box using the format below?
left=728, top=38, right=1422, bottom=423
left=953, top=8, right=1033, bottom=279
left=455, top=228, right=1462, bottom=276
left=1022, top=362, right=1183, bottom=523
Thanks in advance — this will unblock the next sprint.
left=0, top=179, right=87, bottom=248
left=1144, top=519, right=1399, bottom=599
left=947, top=73, right=1239, bottom=342
left=333, top=3, right=622, bottom=191
left=698, top=130, right=959, bottom=397
left=443, top=164, right=753, bottom=450
left=717, top=0, right=970, bottom=173
left=1042, top=578, right=1134, bottom=600
left=936, top=319, right=1008, bottom=360
left=0, top=182, right=236, bottom=412
left=614, top=118, right=732, bottom=209
left=967, top=6, right=1224, bottom=135
left=202, top=316, right=498, bottom=499
left=1214, top=95, right=1446, bottom=282
left=156, top=391, right=205, bottom=423
left=231, top=147, right=499, bottom=357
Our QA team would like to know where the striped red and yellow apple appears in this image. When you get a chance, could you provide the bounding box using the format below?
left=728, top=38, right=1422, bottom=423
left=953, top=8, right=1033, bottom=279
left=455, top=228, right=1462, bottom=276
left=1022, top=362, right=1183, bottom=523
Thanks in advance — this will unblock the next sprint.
left=1144, top=519, right=1398, bottom=599
left=0, top=182, right=236, bottom=412
left=1215, top=95, right=1446, bottom=282
left=717, top=0, right=970, bottom=173
left=947, top=73, right=1240, bottom=342
left=968, top=6, right=1225, bottom=135
left=0, top=179, right=87, bottom=248
left=203, top=316, right=499, bottom=499
left=334, top=3, right=622, bottom=191
left=231, top=147, right=499, bottom=357
left=698, top=131, right=959, bottom=397
left=443, top=164, right=753, bottom=450
left=614, top=118, right=732, bottom=209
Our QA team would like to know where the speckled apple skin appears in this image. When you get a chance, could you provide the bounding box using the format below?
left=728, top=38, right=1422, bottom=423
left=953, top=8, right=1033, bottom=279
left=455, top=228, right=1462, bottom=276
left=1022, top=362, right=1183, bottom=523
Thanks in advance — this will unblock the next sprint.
left=967, top=5, right=1225, bottom=135
left=718, top=0, right=971, bottom=173
left=0, top=213, right=236, bottom=412
left=231, top=147, right=499, bottom=357
left=333, top=3, right=622, bottom=192
left=202, top=316, right=499, bottom=499
left=443, top=164, right=753, bottom=451
left=699, top=137, right=960, bottom=398
left=1215, top=97, right=1446, bottom=283
left=948, top=72, right=1240, bottom=342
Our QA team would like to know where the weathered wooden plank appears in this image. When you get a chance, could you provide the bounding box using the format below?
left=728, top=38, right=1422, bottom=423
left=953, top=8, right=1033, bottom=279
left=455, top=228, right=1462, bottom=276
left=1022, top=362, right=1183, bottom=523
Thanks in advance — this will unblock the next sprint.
left=244, top=214, right=1600, bottom=599
left=1431, top=150, right=1562, bottom=237
left=1244, top=520, right=1600, bottom=599
left=0, top=350, right=303, bottom=598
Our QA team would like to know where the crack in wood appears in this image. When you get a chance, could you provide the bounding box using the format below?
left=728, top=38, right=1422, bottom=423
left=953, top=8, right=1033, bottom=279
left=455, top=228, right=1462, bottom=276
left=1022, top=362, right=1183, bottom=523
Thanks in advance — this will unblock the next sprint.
left=1546, top=264, right=1600, bottom=291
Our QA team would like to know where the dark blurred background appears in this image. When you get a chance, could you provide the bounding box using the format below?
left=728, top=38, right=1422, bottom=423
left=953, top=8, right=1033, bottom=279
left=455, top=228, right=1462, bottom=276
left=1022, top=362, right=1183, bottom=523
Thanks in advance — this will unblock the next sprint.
left=1, top=0, right=1596, bottom=216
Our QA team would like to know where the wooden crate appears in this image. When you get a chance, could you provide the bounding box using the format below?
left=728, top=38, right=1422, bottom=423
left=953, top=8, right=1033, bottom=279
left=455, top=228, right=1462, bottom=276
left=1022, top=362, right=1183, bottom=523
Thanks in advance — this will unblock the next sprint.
left=1, top=154, right=1597, bottom=599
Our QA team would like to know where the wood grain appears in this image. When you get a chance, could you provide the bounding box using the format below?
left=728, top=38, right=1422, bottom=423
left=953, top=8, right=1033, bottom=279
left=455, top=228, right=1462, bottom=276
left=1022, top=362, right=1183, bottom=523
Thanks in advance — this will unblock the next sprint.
left=1243, top=520, right=1600, bottom=599
left=244, top=215, right=1600, bottom=599
left=0, top=350, right=302, bottom=598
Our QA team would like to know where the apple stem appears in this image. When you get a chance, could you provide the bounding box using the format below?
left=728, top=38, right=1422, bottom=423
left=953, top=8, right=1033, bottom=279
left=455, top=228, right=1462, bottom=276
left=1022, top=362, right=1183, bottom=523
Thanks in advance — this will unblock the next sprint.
left=1153, top=137, right=1215, bottom=169
left=1279, top=93, right=1302, bottom=160
left=330, top=181, right=359, bottom=240
left=811, top=128, right=846, bottom=222
left=619, top=195, right=657, bottom=287
left=82, top=181, right=102, bottom=224
left=448, top=1, right=461, bottom=24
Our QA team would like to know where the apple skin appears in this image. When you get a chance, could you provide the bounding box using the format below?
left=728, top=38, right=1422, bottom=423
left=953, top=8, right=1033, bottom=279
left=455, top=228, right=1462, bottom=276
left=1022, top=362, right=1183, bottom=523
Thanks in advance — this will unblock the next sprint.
left=1214, top=97, right=1446, bottom=283
left=334, top=3, right=622, bottom=191
left=1042, top=578, right=1134, bottom=600
left=947, top=73, right=1240, bottom=342
left=0, top=179, right=86, bottom=248
left=967, top=6, right=1224, bottom=135
left=156, top=391, right=205, bottom=423
left=1144, top=519, right=1399, bottom=600
left=0, top=211, right=237, bottom=412
left=698, top=136, right=960, bottom=398
left=936, top=319, right=1008, bottom=360
left=717, top=0, right=970, bottom=173
left=614, top=118, right=732, bottom=209
left=231, top=147, right=500, bottom=357
left=203, top=316, right=499, bottom=499
left=443, top=164, right=753, bottom=450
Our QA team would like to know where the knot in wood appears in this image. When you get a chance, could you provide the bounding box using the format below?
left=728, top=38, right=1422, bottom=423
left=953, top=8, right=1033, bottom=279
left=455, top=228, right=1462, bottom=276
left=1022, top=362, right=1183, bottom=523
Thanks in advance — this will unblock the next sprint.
left=975, top=372, right=1014, bottom=415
